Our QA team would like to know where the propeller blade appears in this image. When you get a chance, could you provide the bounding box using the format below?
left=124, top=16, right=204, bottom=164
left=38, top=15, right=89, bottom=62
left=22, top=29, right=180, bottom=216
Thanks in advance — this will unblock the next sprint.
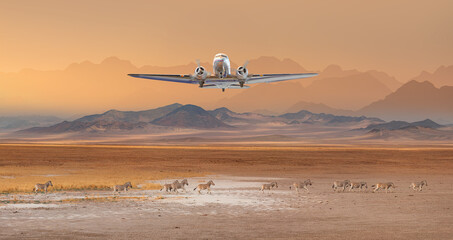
left=243, top=60, right=249, bottom=68
left=196, top=59, right=201, bottom=68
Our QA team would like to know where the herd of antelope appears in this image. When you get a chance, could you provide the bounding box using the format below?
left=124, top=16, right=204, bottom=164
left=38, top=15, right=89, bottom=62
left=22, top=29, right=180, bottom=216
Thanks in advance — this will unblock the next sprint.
left=32, top=178, right=429, bottom=195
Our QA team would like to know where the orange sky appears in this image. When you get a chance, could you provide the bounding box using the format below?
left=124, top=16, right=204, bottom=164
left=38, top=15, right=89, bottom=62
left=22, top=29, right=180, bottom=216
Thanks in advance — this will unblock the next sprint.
left=1, top=0, right=452, bottom=81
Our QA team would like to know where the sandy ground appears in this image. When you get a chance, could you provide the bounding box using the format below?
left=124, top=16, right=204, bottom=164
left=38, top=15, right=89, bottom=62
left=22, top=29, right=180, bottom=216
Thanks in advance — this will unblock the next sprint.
left=1, top=174, right=453, bottom=240
left=1, top=145, right=453, bottom=239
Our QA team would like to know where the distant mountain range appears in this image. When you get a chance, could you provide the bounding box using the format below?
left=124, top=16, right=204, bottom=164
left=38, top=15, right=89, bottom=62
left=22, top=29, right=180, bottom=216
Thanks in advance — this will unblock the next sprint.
left=355, top=119, right=453, bottom=141
left=18, top=104, right=383, bottom=134
left=151, top=105, right=232, bottom=129
left=363, top=119, right=443, bottom=131
left=76, top=103, right=182, bottom=123
left=279, top=110, right=383, bottom=125
left=412, top=65, right=453, bottom=88
left=0, top=115, right=63, bottom=131
left=358, top=81, right=453, bottom=124
left=7, top=103, right=453, bottom=143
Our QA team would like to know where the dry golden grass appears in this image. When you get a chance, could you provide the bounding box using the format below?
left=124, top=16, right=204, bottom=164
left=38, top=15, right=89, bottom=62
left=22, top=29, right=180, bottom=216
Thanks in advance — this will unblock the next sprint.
left=2, top=144, right=453, bottom=194
left=0, top=167, right=201, bottom=193
left=0, top=145, right=206, bottom=193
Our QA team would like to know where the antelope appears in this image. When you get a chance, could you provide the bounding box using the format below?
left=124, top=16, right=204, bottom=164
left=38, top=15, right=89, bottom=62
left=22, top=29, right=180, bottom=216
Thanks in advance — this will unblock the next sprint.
left=194, top=180, right=215, bottom=194
left=160, top=183, right=173, bottom=192
left=34, top=181, right=53, bottom=194
left=290, top=179, right=313, bottom=192
left=172, top=179, right=189, bottom=192
left=372, top=182, right=395, bottom=193
left=410, top=180, right=428, bottom=191
left=348, top=182, right=368, bottom=191
left=332, top=180, right=350, bottom=192
left=260, top=182, right=278, bottom=192
left=113, top=182, right=132, bottom=194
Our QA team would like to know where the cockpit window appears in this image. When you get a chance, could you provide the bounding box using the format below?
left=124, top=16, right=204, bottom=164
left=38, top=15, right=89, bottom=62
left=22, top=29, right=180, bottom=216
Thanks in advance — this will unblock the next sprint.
left=216, top=53, right=228, bottom=58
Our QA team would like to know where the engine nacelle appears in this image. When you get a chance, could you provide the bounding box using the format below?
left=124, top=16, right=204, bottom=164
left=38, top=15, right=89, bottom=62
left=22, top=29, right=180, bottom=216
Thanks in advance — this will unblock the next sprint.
left=193, top=66, right=208, bottom=87
left=236, top=66, right=248, bottom=80
left=194, top=66, right=208, bottom=80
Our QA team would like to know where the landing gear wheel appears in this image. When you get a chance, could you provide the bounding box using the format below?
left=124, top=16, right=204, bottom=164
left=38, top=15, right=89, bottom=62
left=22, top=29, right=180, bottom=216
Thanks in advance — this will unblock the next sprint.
left=222, top=88, right=225, bottom=92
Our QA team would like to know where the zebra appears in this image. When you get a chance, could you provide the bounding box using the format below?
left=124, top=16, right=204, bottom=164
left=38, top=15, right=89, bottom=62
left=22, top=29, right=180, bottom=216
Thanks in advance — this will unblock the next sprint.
left=332, top=180, right=350, bottom=192
left=260, top=182, right=278, bottom=192
left=409, top=180, right=428, bottom=191
left=172, top=179, right=189, bottom=192
left=193, top=180, right=215, bottom=194
left=372, top=182, right=395, bottom=193
left=290, top=179, right=313, bottom=192
left=113, top=182, right=132, bottom=194
left=34, top=181, right=53, bottom=194
left=348, top=182, right=368, bottom=191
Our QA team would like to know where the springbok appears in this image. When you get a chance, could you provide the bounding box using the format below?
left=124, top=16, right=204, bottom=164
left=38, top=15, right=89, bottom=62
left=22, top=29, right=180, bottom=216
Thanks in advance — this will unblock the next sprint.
left=372, top=182, right=395, bottom=193
left=348, top=182, right=368, bottom=191
left=260, top=182, right=278, bottom=192
left=193, top=180, right=215, bottom=194
left=410, top=180, right=428, bottom=191
left=160, top=183, right=173, bottom=192
left=332, top=180, right=350, bottom=192
left=34, top=181, right=53, bottom=194
left=113, top=182, right=132, bottom=194
left=290, top=179, right=313, bottom=192
left=172, top=179, right=189, bottom=192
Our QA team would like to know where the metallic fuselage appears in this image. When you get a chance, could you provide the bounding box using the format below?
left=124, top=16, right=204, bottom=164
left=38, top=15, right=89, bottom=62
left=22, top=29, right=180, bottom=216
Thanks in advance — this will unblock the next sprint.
left=213, top=53, right=231, bottom=78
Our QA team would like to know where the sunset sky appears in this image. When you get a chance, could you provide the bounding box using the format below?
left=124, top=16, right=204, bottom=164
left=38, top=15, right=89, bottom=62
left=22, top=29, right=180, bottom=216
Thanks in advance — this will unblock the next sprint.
left=1, top=0, right=452, bottom=81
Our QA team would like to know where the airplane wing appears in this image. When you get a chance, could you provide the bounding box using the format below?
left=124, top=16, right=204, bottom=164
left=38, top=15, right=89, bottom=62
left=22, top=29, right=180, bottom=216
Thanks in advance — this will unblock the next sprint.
left=128, top=74, right=197, bottom=84
left=128, top=73, right=318, bottom=85
left=246, top=73, right=318, bottom=84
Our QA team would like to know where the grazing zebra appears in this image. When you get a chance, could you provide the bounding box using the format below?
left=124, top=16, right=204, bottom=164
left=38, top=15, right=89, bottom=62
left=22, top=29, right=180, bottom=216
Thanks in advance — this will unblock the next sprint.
left=172, top=179, right=189, bottom=192
left=290, top=179, right=313, bottom=192
left=348, top=182, right=368, bottom=191
left=372, top=182, right=395, bottom=193
left=34, top=181, right=53, bottom=194
left=260, top=182, right=278, bottom=192
left=113, top=182, right=132, bottom=194
left=193, top=180, right=215, bottom=194
left=332, top=180, right=350, bottom=192
left=410, top=180, right=428, bottom=191
left=160, top=183, right=173, bottom=192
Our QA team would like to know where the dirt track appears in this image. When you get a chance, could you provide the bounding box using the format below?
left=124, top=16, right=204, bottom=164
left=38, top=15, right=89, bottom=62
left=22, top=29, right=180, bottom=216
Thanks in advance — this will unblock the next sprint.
left=1, top=145, right=453, bottom=239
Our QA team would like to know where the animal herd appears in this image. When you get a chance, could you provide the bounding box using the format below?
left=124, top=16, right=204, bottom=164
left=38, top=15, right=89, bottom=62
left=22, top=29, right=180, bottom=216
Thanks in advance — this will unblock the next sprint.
left=31, top=179, right=429, bottom=194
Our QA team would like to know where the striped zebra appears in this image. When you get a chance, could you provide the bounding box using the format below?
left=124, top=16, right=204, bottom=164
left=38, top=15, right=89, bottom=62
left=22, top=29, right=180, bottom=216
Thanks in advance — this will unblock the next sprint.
left=372, top=182, right=395, bottom=193
left=193, top=180, right=215, bottom=194
left=410, top=180, right=427, bottom=191
left=113, top=182, right=132, bottom=194
left=290, top=179, right=313, bottom=192
left=260, top=182, right=278, bottom=192
left=172, top=179, right=189, bottom=192
left=348, top=182, right=367, bottom=191
left=332, top=180, right=350, bottom=192
left=34, top=181, right=53, bottom=194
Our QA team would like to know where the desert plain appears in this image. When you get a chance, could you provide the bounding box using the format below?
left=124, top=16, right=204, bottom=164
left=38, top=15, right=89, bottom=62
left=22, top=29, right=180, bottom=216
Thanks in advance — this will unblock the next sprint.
left=0, top=144, right=452, bottom=239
